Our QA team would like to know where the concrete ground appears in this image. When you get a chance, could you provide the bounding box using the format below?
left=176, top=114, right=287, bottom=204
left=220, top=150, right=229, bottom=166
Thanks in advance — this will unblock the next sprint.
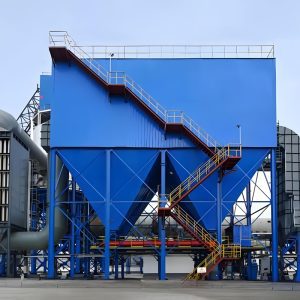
left=0, top=279, right=299, bottom=300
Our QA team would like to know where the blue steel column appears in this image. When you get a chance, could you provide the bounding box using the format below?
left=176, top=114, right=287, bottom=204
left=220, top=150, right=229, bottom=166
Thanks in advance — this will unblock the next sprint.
left=246, top=183, right=252, bottom=277
left=125, top=257, right=131, bottom=274
left=114, top=251, right=119, bottom=279
left=216, top=171, right=222, bottom=279
left=104, top=150, right=111, bottom=280
left=75, top=198, right=81, bottom=274
left=121, top=257, right=125, bottom=279
left=83, top=201, right=90, bottom=277
left=271, top=148, right=279, bottom=281
left=158, top=150, right=166, bottom=280
left=295, top=234, right=300, bottom=282
left=48, top=149, right=56, bottom=279
left=217, top=172, right=222, bottom=244
left=70, top=178, right=76, bottom=278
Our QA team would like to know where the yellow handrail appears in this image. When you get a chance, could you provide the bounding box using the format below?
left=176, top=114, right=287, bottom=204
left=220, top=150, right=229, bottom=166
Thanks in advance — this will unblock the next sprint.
left=168, top=145, right=241, bottom=206
left=186, top=243, right=241, bottom=280
left=172, top=205, right=218, bottom=247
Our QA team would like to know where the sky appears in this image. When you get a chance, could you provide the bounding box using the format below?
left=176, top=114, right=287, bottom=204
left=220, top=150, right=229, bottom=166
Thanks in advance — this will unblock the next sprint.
left=0, top=0, right=300, bottom=133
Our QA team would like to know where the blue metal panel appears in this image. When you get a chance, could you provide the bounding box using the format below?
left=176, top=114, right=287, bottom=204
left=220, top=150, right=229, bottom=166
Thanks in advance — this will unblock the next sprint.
left=99, top=58, right=276, bottom=147
left=233, top=225, right=251, bottom=247
left=168, top=148, right=269, bottom=231
left=40, top=74, right=53, bottom=110
left=50, top=62, right=194, bottom=149
left=58, top=149, right=159, bottom=232
left=45, top=50, right=277, bottom=274
left=49, top=57, right=276, bottom=148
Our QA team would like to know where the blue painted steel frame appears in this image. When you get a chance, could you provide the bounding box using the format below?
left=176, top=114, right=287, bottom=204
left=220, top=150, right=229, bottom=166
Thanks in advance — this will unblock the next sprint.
left=70, top=178, right=76, bottom=278
left=158, top=150, right=166, bottom=280
left=46, top=147, right=281, bottom=281
left=296, top=233, right=300, bottom=282
left=104, top=150, right=111, bottom=280
left=271, top=148, right=279, bottom=282
left=48, top=148, right=56, bottom=279
left=246, top=183, right=252, bottom=277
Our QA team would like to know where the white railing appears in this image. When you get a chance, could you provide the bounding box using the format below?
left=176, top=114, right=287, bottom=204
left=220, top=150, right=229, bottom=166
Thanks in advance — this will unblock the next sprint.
left=166, top=110, right=220, bottom=149
left=109, top=71, right=167, bottom=121
left=71, top=45, right=274, bottom=59
left=49, top=33, right=274, bottom=59
left=49, top=31, right=229, bottom=150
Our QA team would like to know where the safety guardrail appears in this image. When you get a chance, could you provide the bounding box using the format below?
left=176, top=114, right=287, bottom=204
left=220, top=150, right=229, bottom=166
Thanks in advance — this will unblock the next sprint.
left=172, top=205, right=217, bottom=247
left=165, top=144, right=241, bottom=207
left=48, top=31, right=224, bottom=150
left=187, top=243, right=241, bottom=280
left=61, top=44, right=275, bottom=59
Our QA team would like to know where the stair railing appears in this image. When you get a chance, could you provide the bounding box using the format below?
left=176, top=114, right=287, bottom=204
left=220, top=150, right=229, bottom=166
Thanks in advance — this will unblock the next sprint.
left=49, top=31, right=221, bottom=151
left=172, top=205, right=217, bottom=247
left=167, top=145, right=242, bottom=207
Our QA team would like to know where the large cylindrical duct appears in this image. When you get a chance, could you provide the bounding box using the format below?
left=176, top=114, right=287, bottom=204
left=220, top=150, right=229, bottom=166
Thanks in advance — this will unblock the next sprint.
left=0, top=109, right=47, bottom=171
left=0, top=109, right=68, bottom=251
left=7, top=157, right=68, bottom=251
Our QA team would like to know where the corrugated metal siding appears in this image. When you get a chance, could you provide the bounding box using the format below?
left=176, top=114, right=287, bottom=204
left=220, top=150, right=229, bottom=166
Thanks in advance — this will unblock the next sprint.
left=51, top=62, right=195, bottom=149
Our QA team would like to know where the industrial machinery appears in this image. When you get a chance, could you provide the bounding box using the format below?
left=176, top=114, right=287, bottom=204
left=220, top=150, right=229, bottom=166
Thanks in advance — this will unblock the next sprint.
left=0, top=31, right=299, bottom=281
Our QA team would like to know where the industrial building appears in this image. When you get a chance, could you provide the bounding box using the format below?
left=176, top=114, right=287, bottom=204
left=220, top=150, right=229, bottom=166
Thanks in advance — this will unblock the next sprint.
left=0, top=31, right=299, bottom=282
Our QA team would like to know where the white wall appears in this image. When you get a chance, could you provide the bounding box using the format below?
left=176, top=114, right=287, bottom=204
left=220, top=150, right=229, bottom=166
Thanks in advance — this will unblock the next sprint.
left=143, top=255, right=193, bottom=274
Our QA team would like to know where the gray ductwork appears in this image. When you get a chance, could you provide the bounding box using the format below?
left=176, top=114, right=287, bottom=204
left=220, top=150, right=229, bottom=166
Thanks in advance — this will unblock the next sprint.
left=0, top=109, right=68, bottom=251
left=8, top=157, right=68, bottom=250
left=0, top=109, right=47, bottom=171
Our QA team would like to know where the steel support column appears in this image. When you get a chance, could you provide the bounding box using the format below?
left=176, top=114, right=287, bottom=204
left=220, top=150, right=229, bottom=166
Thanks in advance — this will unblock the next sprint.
left=217, top=171, right=222, bottom=244
left=126, top=257, right=131, bottom=274
left=114, top=251, right=119, bottom=279
left=83, top=202, right=90, bottom=277
left=70, top=178, right=76, bottom=278
left=0, top=255, right=5, bottom=276
left=246, top=183, right=252, bottom=278
left=271, top=148, right=279, bottom=281
left=75, top=199, right=81, bottom=274
left=30, top=252, right=37, bottom=275
left=295, top=233, right=300, bottom=282
left=48, top=149, right=56, bottom=279
left=121, top=256, right=125, bottom=279
left=158, top=150, right=166, bottom=280
left=104, top=150, right=111, bottom=280
left=214, top=171, right=223, bottom=279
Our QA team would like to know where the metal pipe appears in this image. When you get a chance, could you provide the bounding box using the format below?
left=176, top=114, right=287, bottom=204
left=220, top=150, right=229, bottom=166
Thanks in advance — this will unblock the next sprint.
left=0, top=109, right=47, bottom=171
left=0, top=110, right=67, bottom=251
left=8, top=156, right=68, bottom=251
left=271, top=148, right=279, bottom=281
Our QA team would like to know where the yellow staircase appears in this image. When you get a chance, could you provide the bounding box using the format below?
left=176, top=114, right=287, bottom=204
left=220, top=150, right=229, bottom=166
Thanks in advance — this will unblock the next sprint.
left=186, top=242, right=241, bottom=280
left=156, top=146, right=242, bottom=280
left=161, top=203, right=242, bottom=280
left=158, top=145, right=241, bottom=217
left=170, top=205, right=218, bottom=249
